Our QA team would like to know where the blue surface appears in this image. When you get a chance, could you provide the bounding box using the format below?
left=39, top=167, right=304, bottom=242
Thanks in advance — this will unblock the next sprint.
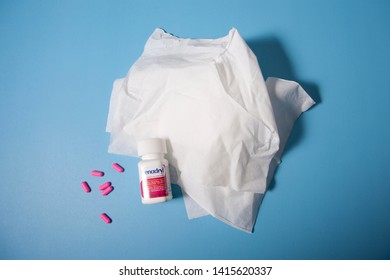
left=1, top=0, right=389, bottom=260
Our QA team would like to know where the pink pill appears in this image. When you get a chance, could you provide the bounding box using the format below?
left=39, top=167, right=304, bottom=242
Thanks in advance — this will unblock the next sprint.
left=91, top=170, right=104, bottom=177
left=100, top=213, right=112, bottom=224
left=101, top=185, right=114, bottom=196
left=81, top=181, right=91, bottom=193
left=112, top=163, right=124, bottom=173
left=99, top=181, right=111, bottom=190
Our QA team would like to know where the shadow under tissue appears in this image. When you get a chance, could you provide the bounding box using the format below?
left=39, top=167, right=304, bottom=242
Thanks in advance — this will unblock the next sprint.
left=247, top=37, right=321, bottom=191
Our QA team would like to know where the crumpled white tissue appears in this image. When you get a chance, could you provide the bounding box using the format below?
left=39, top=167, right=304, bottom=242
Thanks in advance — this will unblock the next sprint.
left=106, top=28, right=315, bottom=233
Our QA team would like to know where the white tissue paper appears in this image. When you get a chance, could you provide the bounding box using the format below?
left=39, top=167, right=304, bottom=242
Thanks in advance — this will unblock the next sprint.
left=106, top=28, right=315, bottom=233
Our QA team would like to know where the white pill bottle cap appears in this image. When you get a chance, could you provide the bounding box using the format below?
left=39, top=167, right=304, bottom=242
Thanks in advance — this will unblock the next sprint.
left=137, top=138, right=167, bottom=156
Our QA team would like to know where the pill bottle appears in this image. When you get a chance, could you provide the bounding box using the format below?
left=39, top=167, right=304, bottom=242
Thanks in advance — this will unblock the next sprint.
left=137, top=138, right=172, bottom=204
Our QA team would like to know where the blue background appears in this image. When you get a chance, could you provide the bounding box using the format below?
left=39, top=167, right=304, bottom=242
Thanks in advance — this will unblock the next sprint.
left=1, top=0, right=389, bottom=260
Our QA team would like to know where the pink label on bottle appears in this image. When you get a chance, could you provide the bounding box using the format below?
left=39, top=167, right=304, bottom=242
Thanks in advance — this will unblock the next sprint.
left=140, top=164, right=168, bottom=199
left=145, top=176, right=167, bottom=198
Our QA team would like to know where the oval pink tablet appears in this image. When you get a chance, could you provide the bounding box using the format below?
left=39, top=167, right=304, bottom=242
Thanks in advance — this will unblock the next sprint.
left=101, top=186, right=114, bottom=196
left=100, top=213, right=112, bottom=224
left=81, top=181, right=91, bottom=193
left=91, top=170, right=104, bottom=177
left=98, top=181, right=111, bottom=190
left=112, top=163, right=124, bottom=173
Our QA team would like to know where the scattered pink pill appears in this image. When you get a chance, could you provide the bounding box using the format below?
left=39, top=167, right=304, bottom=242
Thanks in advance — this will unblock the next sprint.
left=100, top=213, right=112, bottom=224
left=91, top=170, right=104, bottom=177
left=98, top=181, right=111, bottom=190
left=101, top=185, right=114, bottom=196
left=112, top=163, right=124, bottom=173
left=81, top=181, right=91, bottom=193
